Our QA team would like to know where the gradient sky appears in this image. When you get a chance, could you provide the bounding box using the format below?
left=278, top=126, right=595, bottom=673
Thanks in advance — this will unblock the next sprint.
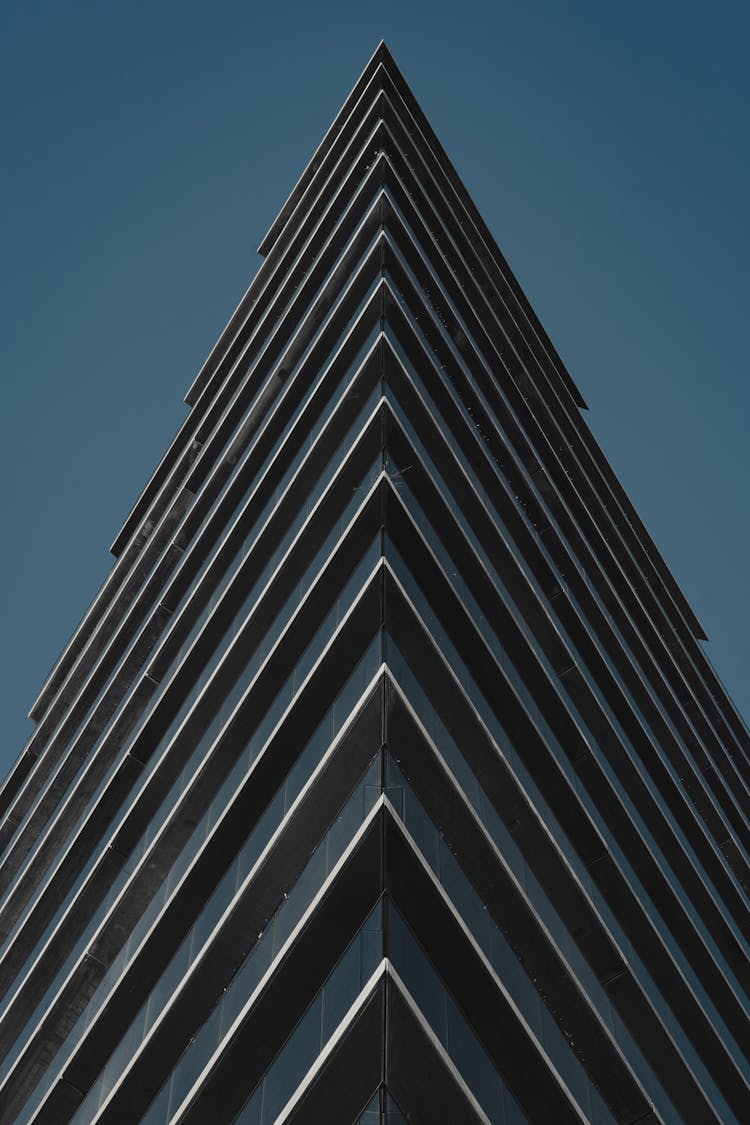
left=1, top=0, right=749, bottom=773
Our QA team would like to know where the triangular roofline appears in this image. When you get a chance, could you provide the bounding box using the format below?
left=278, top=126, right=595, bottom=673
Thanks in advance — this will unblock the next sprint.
left=257, top=42, right=586, bottom=409
left=188, top=42, right=587, bottom=415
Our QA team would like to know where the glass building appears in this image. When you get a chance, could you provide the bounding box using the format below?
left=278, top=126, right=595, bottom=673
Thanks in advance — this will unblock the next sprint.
left=1, top=42, right=750, bottom=1124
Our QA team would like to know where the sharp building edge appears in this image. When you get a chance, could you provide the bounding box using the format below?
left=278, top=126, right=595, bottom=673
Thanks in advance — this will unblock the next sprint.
left=2, top=42, right=750, bottom=1125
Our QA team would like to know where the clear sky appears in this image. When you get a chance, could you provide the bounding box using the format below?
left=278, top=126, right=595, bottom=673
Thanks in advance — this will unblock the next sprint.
left=1, top=0, right=749, bottom=773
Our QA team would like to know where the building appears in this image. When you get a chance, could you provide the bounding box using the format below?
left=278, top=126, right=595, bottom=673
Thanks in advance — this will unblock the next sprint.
left=1, top=41, right=750, bottom=1124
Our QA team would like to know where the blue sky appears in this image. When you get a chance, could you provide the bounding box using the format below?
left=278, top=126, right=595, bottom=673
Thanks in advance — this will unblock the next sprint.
left=1, top=0, right=749, bottom=771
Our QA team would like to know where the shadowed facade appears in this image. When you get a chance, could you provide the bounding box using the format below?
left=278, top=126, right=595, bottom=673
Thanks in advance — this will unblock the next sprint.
left=1, top=42, right=750, bottom=1124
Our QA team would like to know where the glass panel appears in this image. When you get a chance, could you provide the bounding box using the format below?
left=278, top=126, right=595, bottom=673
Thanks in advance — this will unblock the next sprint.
left=357, top=1090, right=382, bottom=1124
left=0, top=301, right=382, bottom=914
left=22, top=627, right=380, bottom=1119
left=2, top=363, right=381, bottom=979
left=384, top=540, right=739, bottom=1120
left=89, top=632, right=382, bottom=1034
left=72, top=757, right=383, bottom=1125
left=386, top=758, right=609, bottom=1124
left=385, top=637, right=678, bottom=1124
left=386, top=427, right=750, bottom=994
left=3, top=458, right=381, bottom=1066
left=385, top=1091, right=408, bottom=1122
left=384, top=279, right=750, bottom=917
left=231, top=903, right=383, bottom=1125
left=6, top=520, right=381, bottom=1107
left=387, top=901, right=526, bottom=1124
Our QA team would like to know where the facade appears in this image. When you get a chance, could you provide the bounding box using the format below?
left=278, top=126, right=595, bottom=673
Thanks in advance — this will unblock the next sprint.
left=1, top=41, right=750, bottom=1125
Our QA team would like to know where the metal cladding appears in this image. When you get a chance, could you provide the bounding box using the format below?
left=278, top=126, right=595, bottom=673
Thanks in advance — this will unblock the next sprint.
left=2, top=41, right=750, bottom=1125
